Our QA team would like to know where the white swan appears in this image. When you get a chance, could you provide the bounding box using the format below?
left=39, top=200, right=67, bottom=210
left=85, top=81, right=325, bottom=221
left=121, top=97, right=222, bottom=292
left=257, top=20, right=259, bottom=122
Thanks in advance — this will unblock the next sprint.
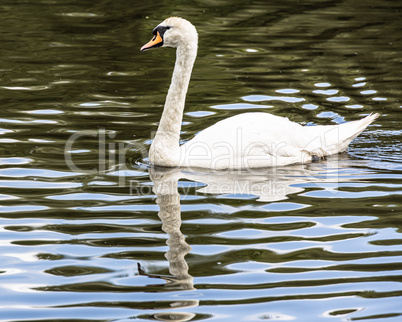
left=141, top=17, right=379, bottom=170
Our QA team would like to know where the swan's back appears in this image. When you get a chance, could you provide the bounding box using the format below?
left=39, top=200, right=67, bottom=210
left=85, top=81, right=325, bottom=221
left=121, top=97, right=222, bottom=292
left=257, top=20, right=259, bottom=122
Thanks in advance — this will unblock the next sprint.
left=180, top=112, right=379, bottom=169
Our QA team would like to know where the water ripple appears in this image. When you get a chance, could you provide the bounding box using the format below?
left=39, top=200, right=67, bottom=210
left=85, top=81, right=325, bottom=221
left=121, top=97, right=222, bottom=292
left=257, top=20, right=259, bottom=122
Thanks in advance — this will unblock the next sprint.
left=0, top=1, right=401, bottom=321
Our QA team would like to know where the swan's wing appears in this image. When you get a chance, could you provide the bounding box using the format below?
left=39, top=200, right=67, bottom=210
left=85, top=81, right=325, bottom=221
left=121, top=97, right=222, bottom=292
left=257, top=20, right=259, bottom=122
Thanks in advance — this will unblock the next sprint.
left=179, top=112, right=379, bottom=169
left=180, top=112, right=312, bottom=168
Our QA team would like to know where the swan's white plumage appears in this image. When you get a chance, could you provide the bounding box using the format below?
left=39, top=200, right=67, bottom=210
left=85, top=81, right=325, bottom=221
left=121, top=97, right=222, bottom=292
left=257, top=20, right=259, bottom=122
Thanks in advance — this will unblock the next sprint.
left=142, top=17, right=379, bottom=170
left=180, top=112, right=379, bottom=169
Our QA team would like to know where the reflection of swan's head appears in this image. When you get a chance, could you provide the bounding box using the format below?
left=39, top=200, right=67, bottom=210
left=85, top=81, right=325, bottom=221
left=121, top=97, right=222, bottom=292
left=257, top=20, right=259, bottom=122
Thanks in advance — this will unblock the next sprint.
left=140, top=17, right=198, bottom=51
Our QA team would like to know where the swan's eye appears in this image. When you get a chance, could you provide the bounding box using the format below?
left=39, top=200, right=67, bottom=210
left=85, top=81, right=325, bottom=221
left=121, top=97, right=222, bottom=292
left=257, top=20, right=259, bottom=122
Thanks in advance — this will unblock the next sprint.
left=154, top=26, right=171, bottom=38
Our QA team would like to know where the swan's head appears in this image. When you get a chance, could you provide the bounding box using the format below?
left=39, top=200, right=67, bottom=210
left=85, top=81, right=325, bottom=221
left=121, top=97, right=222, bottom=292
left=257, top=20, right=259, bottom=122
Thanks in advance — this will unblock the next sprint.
left=140, top=17, right=198, bottom=52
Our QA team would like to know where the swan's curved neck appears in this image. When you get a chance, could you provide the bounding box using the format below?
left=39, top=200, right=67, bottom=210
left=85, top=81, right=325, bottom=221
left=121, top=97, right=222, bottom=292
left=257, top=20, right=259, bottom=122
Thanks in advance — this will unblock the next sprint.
left=150, top=43, right=197, bottom=166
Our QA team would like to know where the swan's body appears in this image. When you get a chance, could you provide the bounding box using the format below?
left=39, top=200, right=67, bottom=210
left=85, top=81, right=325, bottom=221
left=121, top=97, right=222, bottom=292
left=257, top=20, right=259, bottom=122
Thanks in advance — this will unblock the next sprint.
left=141, top=17, right=379, bottom=170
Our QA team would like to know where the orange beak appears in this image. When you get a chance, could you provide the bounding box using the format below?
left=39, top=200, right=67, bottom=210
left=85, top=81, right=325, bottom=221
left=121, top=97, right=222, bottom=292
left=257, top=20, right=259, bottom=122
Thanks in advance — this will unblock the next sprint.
left=140, top=31, right=163, bottom=51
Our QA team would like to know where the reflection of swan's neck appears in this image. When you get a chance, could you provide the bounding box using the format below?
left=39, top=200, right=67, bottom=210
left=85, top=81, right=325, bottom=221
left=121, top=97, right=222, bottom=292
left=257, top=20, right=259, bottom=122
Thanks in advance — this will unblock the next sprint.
left=152, top=173, right=194, bottom=290
left=150, top=43, right=197, bottom=166
left=157, top=193, right=192, bottom=285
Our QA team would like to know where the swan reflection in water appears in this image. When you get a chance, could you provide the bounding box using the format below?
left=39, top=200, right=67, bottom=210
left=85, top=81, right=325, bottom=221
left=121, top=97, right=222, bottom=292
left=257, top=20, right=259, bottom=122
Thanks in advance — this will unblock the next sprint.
left=138, top=166, right=198, bottom=322
left=136, top=155, right=361, bottom=321
left=142, top=154, right=356, bottom=203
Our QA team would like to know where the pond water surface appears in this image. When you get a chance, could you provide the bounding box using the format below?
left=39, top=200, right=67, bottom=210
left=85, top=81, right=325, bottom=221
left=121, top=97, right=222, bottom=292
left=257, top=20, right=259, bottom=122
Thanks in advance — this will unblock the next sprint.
left=1, top=0, right=402, bottom=321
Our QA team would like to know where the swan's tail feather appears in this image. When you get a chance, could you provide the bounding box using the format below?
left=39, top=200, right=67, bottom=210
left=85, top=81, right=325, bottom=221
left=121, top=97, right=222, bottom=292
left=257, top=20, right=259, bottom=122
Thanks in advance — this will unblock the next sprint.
left=336, top=113, right=380, bottom=151
left=304, top=113, right=380, bottom=157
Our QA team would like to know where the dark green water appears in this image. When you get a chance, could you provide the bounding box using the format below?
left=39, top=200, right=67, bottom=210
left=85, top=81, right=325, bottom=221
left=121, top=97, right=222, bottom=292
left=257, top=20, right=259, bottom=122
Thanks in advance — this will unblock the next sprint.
left=0, top=0, right=401, bottom=321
